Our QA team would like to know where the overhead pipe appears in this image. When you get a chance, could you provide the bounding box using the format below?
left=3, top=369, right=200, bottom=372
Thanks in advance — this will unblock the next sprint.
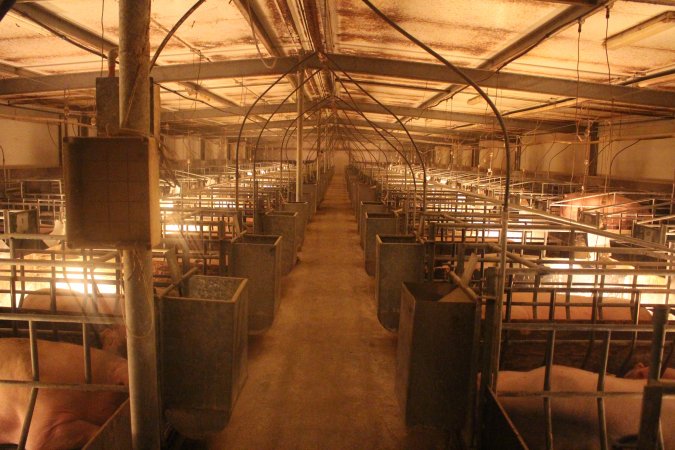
left=335, top=78, right=409, bottom=151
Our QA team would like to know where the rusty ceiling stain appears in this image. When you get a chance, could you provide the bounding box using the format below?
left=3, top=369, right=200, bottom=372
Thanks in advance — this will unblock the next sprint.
left=0, top=0, right=671, bottom=135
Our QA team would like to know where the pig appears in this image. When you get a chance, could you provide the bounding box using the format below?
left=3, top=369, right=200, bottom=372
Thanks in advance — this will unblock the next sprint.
left=504, top=291, right=652, bottom=322
left=20, top=289, right=127, bottom=356
left=496, top=365, right=674, bottom=450
left=623, top=362, right=675, bottom=380
left=0, top=338, right=128, bottom=450
left=557, top=192, right=640, bottom=230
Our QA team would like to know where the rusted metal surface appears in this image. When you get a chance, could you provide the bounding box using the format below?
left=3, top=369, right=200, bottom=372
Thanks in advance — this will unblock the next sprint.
left=0, top=0, right=673, bottom=138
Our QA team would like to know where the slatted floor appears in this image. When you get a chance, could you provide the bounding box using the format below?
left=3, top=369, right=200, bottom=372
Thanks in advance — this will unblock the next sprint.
left=206, top=162, right=410, bottom=449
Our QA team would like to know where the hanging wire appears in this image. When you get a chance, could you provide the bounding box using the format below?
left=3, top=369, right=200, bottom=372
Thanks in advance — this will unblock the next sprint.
left=99, top=0, right=106, bottom=77
left=603, top=6, right=614, bottom=193
left=245, top=0, right=277, bottom=69
left=234, top=52, right=317, bottom=209
left=359, top=0, right=513, bottom=404
left=150, top=0, right=206, bottom=70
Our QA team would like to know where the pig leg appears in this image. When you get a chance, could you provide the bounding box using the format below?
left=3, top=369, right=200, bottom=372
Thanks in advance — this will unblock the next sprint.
left=27, top=418, right=100, bottom=450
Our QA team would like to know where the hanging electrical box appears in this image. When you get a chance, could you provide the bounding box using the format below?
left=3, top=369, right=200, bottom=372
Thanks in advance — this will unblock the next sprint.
left=63, top=136, right=160, bottom=248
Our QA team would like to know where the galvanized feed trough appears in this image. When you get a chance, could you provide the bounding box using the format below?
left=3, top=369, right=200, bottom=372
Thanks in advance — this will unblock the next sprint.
left=375, top=235, right=424, bottom=331
left=261, top=211, right=298, bottom=275
left=359, top=201, right=388, bottom=248
left=230, top=234, right=282, bottom=334
left=159, top=275, right=248, bottom=438
left=355, top=182, right=377, bottom=217
left=281, top=201, right=308, bottom=250
left=302, top=182, right=318, bottom=218
left=364, top=211, right=400, bottom=276
left=396, top=282, right=476, bottom=431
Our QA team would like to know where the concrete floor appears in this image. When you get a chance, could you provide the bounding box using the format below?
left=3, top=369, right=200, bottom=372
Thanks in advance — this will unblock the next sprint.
left=206, top=169, right=446, bottom=449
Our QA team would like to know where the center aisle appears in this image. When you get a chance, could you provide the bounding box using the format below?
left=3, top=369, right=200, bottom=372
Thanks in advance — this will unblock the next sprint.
left=207, top=167, right=408, bottom=449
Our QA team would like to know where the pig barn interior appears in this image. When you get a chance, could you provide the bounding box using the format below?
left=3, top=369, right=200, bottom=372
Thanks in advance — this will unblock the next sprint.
left=0, top=0, right=674, bottom=449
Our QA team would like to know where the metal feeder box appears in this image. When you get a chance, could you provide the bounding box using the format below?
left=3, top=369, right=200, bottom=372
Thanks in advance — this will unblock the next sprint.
left=159, top=275, right=248, bottom=438
left=261, top=211, right=298, bottom=275
left=375, top=235, right=424, bottom=331
left=281, top=201, right=308, bottom=250
left=63, top=136, right=160, bottom=248
left=359, top=201, right=388, bottom=247
left=364, top=211, right=400, bottom=276
left=396, top=282, right=476, bottom=431
left=230, top=234, right=282, bottom=334
left=302, top=182, right=317, bottom=219
left=346, top=171, right=359, bottom=205
left=355, top=183, right=377, bottom=216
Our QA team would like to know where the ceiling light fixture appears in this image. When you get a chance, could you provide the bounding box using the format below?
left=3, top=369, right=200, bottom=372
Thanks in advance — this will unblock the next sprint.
left=604, top=11, right=675, bottom=50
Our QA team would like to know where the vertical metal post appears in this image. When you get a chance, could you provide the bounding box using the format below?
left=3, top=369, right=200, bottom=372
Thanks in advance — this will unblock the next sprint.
left=316, top=108, right=321, bottom=192
left=296, top=66, right=304, bottom=201
left=636, top=305, right=670, bottom=450
left=119, top=0, right=161, bottom=448
left=647, top=305, right=669, bottom=380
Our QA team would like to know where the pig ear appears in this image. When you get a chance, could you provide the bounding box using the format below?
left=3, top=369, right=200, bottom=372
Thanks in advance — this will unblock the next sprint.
left=636, top=362, right=646, bottom=369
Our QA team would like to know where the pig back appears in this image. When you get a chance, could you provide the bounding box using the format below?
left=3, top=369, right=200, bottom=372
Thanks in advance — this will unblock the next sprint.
left=0, top=338, right=128, bottom=448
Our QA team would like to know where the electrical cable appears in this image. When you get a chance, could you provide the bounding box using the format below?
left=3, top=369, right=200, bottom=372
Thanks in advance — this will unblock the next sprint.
left=603, top=6, right=614, bottom=194
left=322, top=52, right=427, bottom=216
left=360, top=1, right=508, bottom=208
left=360, top=0, right=512, bottom=401
left=605, top=139, right=641, bottom=191
left=249, top=70, right=322, bottom=219
left=100, top=0, right=106, bottom=77
left=150, top=0, right=206, bottom=70
left=234, top=51, right=316, bottom=209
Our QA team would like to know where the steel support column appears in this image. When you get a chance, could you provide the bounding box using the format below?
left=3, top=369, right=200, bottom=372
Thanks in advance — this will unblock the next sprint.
left=296, top=67, right=304, bottom=201
left=316, top=108, right=321, bottom=188
left=119, top=0, right=161, bottom=448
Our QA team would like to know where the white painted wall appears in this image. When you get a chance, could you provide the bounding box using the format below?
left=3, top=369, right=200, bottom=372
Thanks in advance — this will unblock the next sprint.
left=433, top=145, right=451, bottom=167
left=432, top=144, right=473, bottom=168
left=519, top=133, right=585, bottom=177
left=162, top=135, right=202, bottom=160
left=0, top=105, right=61, bottom=168
left=478, top=139, right=505, bottom=171
left=596, top=118, right=675, bottom=183
left=204, top=138, right=226, bottom=160
left=332, top=149, right=348, bottom=170
left=456, top=144, right=473, bottom=168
